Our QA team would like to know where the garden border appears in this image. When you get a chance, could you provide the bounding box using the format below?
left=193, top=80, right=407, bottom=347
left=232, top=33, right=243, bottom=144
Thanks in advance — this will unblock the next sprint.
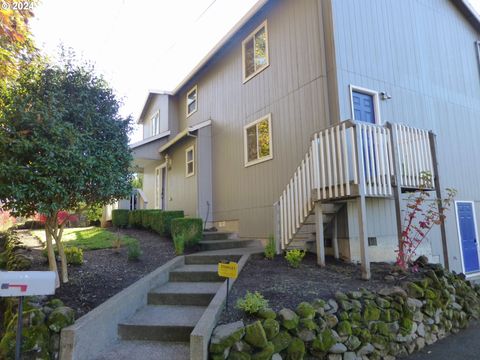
left=59, top=256, right=184, bottom=360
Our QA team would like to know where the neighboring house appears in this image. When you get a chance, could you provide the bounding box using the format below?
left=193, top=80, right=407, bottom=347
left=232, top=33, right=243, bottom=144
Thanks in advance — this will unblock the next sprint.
left=125, top=0, right=480, bottom=279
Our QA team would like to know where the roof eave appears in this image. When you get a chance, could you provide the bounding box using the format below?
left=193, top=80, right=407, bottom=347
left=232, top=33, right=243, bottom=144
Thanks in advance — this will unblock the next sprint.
left=451, top=0, right=480, bottom=33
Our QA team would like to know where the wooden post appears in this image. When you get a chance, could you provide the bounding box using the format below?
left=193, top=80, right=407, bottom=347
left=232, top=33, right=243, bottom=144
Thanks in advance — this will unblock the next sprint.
left=355, top=124, right=371, bottom=280
left=332, top=215, right=339, bottom=259
left=273, top=201, right=282, bottom=255
left=315, top=202, right=326, bottom=267
left=388, top=123, right=406, bottom=257
left=429, top=131, right=449, bottom=270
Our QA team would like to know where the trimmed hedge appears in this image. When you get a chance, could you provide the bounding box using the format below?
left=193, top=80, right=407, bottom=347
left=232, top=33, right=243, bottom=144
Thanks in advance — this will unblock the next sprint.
left=113, top=209, right=184, bottom=237
left=112, top=209, right=129, bottom=228
left=171, top=218, right=203, bottom=248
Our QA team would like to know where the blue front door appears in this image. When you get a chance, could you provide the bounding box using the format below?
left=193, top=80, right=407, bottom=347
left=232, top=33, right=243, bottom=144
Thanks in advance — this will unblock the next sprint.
left=352, top=91, right=375, bottom=124
left=457, top=202, right=480, bottom=273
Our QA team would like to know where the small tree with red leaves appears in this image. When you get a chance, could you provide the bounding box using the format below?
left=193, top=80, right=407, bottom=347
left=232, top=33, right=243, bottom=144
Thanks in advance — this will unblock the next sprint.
left=396, top=172, right=456, bottom=271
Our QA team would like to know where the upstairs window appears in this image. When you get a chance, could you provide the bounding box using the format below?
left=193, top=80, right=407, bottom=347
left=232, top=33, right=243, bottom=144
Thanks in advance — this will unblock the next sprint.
left=186, top=85, right=198, bottom=117
left=150, top=110, right=160, bottom=136
left=242, top=21, right=269, bottom=83
left=244, top=114, right=273, bottom=167
left=186, top=145, right=195, bottom=177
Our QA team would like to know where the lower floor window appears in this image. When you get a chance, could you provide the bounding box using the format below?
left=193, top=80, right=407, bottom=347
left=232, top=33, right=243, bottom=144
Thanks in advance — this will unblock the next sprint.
left=186, top=145, right=195, bottom=177
left=244, top=113, right=273, bottom=166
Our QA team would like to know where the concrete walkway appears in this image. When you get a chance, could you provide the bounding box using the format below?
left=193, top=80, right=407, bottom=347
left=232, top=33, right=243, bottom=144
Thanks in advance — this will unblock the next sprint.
left=94, top=233, right=263, bottom=360
left=407, top=321, right=480, bottom=360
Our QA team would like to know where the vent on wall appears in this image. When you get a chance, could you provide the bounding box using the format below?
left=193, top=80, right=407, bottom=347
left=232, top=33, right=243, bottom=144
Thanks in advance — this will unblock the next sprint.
left=368, top=237, right=378, bottom=247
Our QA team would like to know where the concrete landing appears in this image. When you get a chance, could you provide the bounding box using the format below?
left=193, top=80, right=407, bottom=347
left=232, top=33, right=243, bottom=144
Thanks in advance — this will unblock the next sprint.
left=95, top=340, right=189, bottom=360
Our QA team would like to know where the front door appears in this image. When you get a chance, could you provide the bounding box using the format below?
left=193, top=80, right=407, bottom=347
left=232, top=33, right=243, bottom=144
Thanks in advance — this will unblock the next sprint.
left=456, top=201, right=480, bottom=273
left=155, top=164, right=167, bottom=210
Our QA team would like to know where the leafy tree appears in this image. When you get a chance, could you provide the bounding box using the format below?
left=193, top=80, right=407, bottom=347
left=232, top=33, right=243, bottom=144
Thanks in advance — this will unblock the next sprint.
left=0, top=0, right=37, bottom=86
left=0, top=55, right=133, bottom=285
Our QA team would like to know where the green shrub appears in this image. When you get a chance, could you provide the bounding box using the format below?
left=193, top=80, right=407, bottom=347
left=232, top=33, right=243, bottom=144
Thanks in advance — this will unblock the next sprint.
left=128, top=210, right=143, bottom=228
left=141, top=210, right=162, bottom=229
left=264, top=234, right=276, bottom=260
left=171, top=218, right=202, bottom=247
left=236, top=291, right=269, bottom=315
left=150, top=211, right=184, bottom=237
left=64, top=247, right=83, bottom=265
left=285, top=249, right=305, bottom=268
left=173, top=234, right=185, bottom=255
left=112, top=209, right=129, bottom=228
left=127, top=241, right=142, bottom=261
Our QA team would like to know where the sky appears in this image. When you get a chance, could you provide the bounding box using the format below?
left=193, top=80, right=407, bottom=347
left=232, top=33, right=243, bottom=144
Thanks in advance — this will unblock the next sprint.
left=30, top=0, right=480, bottom=143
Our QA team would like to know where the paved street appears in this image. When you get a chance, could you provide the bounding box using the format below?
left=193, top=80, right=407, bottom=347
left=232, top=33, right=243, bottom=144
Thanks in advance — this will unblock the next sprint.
left=407, top=322, right=480, bottom=360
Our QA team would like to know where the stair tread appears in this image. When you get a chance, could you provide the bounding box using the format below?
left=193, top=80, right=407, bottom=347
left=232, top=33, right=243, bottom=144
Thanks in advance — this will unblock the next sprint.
left=171, top=264, right=219, bottom=273
left=120, top=305, right=206, bottom=327
left=95, top=340, right=189, bottom=360
left=150, top=282, right=223, bottom=294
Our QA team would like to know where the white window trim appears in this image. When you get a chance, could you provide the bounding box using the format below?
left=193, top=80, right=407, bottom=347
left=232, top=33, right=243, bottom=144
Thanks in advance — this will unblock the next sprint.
left=349, top=85, right=382, bottom=125
left=186, top=85, right=198, bottom=118
left=242, top=20, right=269, bottom=84
left=244, top=113, right=273, bottom=167
left=150, top=110, right=160, bottom=137
left=185, top=145, right=195, bottom=177
left=455, top=201, right=480, bottom=276
left=155, top=163, right=167, bottom=210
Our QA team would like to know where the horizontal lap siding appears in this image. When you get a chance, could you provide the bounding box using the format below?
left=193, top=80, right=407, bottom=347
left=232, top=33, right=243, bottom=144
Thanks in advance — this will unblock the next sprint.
left=170, top=0, right=330, bottom=238
left=332, top=0, right=480, bottom=272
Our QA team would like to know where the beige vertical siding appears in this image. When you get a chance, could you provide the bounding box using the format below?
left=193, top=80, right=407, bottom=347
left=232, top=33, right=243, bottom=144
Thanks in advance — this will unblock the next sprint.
left=142, top=162, right=161, bottom=209
left=168, top=0, right=330, bottom=238
left=165, top=137, right=198, bottom=217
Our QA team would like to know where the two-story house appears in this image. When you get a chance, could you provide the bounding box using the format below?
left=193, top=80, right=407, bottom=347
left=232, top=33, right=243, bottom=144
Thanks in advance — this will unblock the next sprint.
left=124, top=0, right=480, bottom=279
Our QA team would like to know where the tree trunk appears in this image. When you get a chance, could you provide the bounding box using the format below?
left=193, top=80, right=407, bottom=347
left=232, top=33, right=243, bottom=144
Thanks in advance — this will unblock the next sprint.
left=53, top=221, right=69, bottom=283
left=45, top=220, right=60, bottom=288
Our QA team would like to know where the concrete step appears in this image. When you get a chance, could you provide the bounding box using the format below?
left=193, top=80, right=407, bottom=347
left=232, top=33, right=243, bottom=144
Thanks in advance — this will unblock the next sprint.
left=118, top=305, right=205, bottom=342
left=199, top=239, right=260, bottom=251
left=185, top=253, right=242, bottom=265
left=169, top=264, right=222, bottom=282
left=94, top=340, right=189, bottom=360
left=202, top=232, right=235, bottom=241
left=148, top=282, right=222, bottom=306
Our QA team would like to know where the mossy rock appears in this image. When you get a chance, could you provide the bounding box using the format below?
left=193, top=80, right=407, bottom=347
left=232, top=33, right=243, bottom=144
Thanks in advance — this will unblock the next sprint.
left=363, top=304, right=381, bottom=322
left=47, top=306, right=75, bottom=333
left=311, top=328, right=336, bottom=353
left=47, top=299, right=64, bottom=309
left=400, top=317, right=413, bottom=336
left=375, top=321, right=390, bottom=337
left=380, top=309, right=392, bottom=322
left=350, top=311, right=362, bottom=322
left=263, top=319, right=280, bottom=340
left=286, top=338, right=305, bottom=360
left=325, top=313, right=339, bottom=328
left=296, top=302, right=315, bottom=319
left=406, top=282, right=425, bottom=299
left=299, top=318, right=317, bottom=331
left=335, top=291, right=349, bottom=301
left=244, top=321, right=268, bottom=348
left=345, top=335, right=361, bottom=351
left=271, top=331, right=292, bottom=353
left=338, top=311, right=349, bottom=321
left=258, top=308, right=277, bottom=320
left=424, top=289, right=437, bottom=300
left=358, top=329, right=372, bottom=343
left=210, top=321, right=246, bottom=353
left=336, top=321, right=352, bottom=336
left=279, top=309, right=299, bottom=330
left=375, top=297, right=391, bottom=309
left=251, top=342, right=274, bottom=360
left=228, top=351, right=251, bottom=360
left=371, top=334, right=388, bottom=350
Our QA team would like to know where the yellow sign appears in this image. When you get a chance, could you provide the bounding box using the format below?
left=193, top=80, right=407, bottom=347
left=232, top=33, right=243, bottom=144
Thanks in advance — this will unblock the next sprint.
left=218, top=262, right=238, bottom=279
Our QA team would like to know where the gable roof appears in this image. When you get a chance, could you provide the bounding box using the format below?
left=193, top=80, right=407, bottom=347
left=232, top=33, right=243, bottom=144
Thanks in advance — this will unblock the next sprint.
left=451, top=0, right=480, bottom=33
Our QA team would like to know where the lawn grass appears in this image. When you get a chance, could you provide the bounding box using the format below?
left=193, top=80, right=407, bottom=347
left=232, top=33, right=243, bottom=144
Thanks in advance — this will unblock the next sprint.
left=31, top=227, right=138, bottom=251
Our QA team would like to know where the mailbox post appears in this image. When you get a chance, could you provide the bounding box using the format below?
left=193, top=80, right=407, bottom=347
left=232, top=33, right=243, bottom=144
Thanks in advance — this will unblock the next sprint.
left=0, top=271, right=56, bottom=360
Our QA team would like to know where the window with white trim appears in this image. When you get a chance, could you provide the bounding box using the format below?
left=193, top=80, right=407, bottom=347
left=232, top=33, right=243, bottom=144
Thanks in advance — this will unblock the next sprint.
left=150, top=110, right=160, bottom=136
left=186, top=85, right=197, bottom=117
left=185, top=145, right=195, bottom=177
left=244, top=114, right=273, bottom=167
left=242, top=21, right=269, bottom=82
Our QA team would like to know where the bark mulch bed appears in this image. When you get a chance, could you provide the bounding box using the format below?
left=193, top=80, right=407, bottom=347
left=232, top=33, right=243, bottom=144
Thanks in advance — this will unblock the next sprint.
left=17, top=228, right=176, bottom=318
left=220, top=252, right=415, bottom=324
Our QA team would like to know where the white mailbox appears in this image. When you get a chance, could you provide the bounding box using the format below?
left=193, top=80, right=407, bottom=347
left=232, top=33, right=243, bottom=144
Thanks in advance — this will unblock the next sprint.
left=0, top=271, right=56, bottom=297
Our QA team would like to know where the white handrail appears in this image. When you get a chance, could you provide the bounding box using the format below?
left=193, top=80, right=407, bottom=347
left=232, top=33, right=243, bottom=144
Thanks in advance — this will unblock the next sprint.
left=276, top=121, right=435, bottom=250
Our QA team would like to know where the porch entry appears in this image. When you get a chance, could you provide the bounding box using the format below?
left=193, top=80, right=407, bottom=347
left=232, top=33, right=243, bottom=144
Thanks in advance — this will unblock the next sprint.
left=456, top=201, right=480, bottom=273
left=155, top=164, right=167, bottom=210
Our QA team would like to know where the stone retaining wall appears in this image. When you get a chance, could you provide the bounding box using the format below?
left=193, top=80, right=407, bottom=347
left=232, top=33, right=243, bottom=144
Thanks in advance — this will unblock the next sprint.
left=208, top=265, right=480, bottom=360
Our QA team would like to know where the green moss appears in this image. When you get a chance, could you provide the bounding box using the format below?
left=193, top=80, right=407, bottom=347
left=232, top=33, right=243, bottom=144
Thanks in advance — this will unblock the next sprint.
left=337, top=321, right=352, bottom=336
left=244, top=321, right=268, bottom=348
left=363, top=304, right=381, bottom=322
left=400, top=317, right=413, bottom=336
left=424, top=289, right=437, bottom=300
left=227, top=352, right=251, bottom=360
left=271, top=331, right=292, bottom=353
left=257, top=308, right=276, bottom=320
left=47, top=306, right=75, bottom=333
left=406, top=282, right=425, bottom=298
left=296, top=302, right=315, bottom=319
left=299, top=318, right=317, bottom=331
left=262, top=319, right=280, bottom=340
left=286, top=338, right=305, bottom=360
left=311, top=328, right=336, bottom=353
left=251, top=342, right=274, bottom=360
